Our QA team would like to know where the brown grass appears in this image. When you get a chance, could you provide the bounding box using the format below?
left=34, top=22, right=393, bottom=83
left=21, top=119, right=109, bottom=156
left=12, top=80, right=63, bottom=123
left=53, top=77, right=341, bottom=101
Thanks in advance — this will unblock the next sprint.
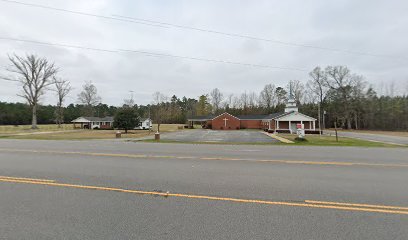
left=0, top=124, right=185, bottom=140
left=0, top=124, right=73, bottom=134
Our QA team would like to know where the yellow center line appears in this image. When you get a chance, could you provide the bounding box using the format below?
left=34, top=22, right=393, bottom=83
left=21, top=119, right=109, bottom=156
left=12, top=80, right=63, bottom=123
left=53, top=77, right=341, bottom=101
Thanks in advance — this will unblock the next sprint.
left=0, top=177, right=407, bottom=215
left=305, top=200, right=408, bottom=211
left=0, top=175, right=55, bottom=182
left=0, top=148, right=408, bottom=168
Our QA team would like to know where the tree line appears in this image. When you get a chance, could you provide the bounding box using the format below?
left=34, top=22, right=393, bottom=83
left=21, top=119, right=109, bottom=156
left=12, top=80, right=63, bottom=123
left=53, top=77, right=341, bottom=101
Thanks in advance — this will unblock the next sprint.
left=1, top=54, right=407, bottom=131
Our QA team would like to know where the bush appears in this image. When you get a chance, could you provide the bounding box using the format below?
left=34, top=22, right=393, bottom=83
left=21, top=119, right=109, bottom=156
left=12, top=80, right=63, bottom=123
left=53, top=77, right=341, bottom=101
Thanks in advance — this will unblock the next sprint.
left=294, top=137, right=308, bottom=142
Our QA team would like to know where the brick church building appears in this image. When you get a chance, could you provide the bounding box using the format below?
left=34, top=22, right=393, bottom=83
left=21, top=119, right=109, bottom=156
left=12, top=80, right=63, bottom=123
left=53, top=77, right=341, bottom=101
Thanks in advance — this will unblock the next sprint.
left=187, top=96, right=317, bottom=133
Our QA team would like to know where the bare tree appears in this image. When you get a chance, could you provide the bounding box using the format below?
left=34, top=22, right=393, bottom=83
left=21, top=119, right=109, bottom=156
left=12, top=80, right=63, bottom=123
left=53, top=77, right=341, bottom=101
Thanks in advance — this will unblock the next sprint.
left=248, top=92, right=258, bottom=108
left=152, top=91, right=169, bottom=132
left=307, top=67, right=328, bottom=129
left=123, top=90, right=135, bottom=108
left=210, top=88, right=223, bottom=113
left=325, top=66, right=363, bottom=129
left=259, top=83, right=276, bottom=110
left=240, top=92, right=249, bottom=112
left=385, top=81, right=396, bottom=97
left=54, top=77, right=72, bottom=128
left=232, top=95, right=241, bottom=109
left=77, top=81, right=101, bottom=116
left=224, top=93, right=234, bottom=108
left=7, top=54, right=58, bottom=129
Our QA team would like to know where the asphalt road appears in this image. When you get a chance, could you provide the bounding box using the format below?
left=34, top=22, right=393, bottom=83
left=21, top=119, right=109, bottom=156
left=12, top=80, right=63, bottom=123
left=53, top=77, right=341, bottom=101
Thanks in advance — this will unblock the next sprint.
left=0, top=139, right=407, bottom=239
left=325, top=130, right=408, bottom=146
left=158, top=129, right=278, bottom=143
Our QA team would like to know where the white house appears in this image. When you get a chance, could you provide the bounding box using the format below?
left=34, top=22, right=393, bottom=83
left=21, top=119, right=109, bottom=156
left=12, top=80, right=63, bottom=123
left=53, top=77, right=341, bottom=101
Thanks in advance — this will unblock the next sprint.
left=71, top=116, right=114, bottom=129
left=135, top=118, right=152, bottom=130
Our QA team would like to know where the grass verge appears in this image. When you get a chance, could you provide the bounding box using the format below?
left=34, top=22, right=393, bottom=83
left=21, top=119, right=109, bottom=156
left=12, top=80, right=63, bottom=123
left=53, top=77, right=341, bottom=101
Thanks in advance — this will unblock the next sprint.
left=276, top=134, right=404, bottom=147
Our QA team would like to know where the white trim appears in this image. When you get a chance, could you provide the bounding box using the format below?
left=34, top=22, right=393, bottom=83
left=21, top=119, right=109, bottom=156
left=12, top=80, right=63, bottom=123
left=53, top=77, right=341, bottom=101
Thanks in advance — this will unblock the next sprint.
left=211, top=112, right=240, bottom=121
left=274, top=111, right=317, bottom=121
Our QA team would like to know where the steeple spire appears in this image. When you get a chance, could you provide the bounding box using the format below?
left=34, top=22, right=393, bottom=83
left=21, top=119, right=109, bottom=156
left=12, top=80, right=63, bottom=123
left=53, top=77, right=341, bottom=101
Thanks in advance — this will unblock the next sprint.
left=285, top=84, right=298, bottom=113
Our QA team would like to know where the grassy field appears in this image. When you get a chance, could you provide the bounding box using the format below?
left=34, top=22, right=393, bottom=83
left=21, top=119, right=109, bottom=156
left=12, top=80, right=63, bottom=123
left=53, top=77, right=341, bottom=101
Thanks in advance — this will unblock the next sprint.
left=0, top=124, right=74, bottom=134
left=277, top=134, right=402, bottom=147
left=0, top=124, right=184, bottom=140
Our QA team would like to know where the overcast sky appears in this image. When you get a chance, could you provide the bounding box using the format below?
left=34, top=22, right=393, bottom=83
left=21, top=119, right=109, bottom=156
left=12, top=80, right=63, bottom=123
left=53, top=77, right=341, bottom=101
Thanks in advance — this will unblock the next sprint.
left=1, top=0, right=407, bottom=106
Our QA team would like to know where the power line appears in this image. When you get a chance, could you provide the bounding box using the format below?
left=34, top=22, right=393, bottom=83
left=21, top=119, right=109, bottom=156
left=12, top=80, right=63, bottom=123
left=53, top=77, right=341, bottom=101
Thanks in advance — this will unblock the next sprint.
left=0, top=76, right=19, bottom=82
left=1, top=0, right=405, bottom=60
left=0, top=37, right=307, bottom=71
left=114, top=14, right=405, bottom=60
left=0, top=0, right=169, bottom=29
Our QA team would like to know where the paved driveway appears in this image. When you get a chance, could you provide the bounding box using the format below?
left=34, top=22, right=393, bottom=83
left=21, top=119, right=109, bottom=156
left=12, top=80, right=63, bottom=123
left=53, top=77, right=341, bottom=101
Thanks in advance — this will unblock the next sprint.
left=160, top=129, right=278, bottom=143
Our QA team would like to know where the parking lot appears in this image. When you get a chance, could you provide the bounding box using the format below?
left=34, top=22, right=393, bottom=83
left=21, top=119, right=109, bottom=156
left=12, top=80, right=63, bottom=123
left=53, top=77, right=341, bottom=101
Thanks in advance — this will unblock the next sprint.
left=159, top=129, right=278, bottom=143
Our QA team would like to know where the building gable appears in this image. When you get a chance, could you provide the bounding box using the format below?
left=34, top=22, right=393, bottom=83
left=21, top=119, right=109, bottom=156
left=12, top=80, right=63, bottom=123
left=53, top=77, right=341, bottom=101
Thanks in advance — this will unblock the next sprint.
left=211, top=112, right=241, bottom=130
left=275, top=111, right=316, bottom=121
left=211, top=112, right=240, bottom=121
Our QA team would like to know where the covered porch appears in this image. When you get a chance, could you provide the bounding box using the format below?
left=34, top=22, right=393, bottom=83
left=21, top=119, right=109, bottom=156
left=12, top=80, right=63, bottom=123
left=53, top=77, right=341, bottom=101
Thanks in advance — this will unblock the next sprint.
left=263, top=112, right=317, bottom=134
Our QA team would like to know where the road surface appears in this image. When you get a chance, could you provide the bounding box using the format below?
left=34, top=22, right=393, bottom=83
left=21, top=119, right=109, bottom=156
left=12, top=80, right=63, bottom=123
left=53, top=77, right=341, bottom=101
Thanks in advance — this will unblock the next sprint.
left=325, top=130, right=408, bottom=146
left=0, top=139, right=407, bottom=239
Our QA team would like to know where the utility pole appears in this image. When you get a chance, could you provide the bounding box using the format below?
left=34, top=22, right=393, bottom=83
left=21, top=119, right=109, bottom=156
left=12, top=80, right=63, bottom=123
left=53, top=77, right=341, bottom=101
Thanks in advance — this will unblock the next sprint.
left=318, top=103, right=322, bottom=137
left=334, top=121, right=338, bottom=142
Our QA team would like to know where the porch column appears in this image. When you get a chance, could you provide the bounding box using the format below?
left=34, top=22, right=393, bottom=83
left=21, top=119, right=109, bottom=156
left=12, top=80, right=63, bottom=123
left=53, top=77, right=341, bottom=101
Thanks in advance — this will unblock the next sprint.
left=313, top=121, right=315, bottom=130
left=276, top=120, right=279, bottom=130
left=289, top=120, right=292, bottom=133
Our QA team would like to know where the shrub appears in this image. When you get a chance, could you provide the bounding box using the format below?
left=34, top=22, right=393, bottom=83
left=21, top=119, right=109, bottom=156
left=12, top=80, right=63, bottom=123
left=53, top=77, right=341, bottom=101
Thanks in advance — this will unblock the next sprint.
left=294, top=137, right=308, bottom=142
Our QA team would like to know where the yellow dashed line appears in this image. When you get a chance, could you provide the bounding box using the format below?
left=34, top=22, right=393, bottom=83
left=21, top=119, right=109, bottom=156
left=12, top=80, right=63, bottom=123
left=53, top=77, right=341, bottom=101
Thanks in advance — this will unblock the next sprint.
left=0, top=177, right=407, bottom=215
left=0, top=148, right=408, bottom=168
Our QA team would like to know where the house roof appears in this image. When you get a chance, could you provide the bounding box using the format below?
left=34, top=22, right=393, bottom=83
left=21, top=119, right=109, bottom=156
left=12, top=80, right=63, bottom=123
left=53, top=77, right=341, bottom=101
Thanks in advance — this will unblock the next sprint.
left=71, top=116, right=114, bottom=123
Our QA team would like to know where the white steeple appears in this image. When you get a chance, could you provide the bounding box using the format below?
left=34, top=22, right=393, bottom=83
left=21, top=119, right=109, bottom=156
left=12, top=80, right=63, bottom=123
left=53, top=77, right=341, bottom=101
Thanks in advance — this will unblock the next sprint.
left=284, top=85, right=298, bottom=113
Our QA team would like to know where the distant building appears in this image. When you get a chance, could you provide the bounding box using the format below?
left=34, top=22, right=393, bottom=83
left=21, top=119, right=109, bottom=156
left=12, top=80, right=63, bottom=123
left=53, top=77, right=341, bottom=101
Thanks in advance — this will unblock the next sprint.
left=187, top=94, right=316, bottom=133
left=71, top=116, right=114, bottom=129
left=135, top=118, right=152, bottom=130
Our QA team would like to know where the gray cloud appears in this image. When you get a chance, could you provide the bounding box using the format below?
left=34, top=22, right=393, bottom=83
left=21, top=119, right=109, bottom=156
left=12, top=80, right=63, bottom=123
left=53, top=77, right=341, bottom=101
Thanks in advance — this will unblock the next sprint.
left=0, top=0, right=407, bottom=106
